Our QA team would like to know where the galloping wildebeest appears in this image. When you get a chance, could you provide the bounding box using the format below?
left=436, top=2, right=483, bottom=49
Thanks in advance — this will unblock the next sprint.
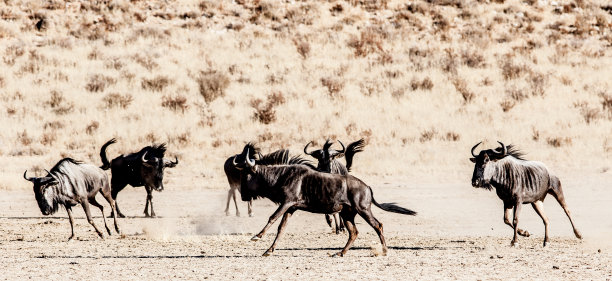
left=233, top=145, right=417, bottom=257
left=304, top=139, right=366, bottom=233
left=223, top=143, right=314, bottom=217
left=23, top=158, right=120, bottom=240
left=100, top=138, right=178, bottom=218
left=470, top=141, right=582, bottom=247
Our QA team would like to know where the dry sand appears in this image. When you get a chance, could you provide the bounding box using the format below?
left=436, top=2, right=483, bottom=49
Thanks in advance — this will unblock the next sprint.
left=2, top=173, right=610, bottom=280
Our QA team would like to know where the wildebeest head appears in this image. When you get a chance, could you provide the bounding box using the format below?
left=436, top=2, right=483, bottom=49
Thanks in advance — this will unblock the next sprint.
left=303, top=140, right=345, bottom=172
left=469, top=141, right=508, bottom=190
left=24, top=170, right=59, bottom=215
left=232, top=145, right=259, bottom=201
left=139, top=144, right=178, bottom=192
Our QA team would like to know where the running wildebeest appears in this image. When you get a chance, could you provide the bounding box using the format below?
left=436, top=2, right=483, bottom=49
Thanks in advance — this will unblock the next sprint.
left=470, top=141, right=582, bottom=247
left=223, top=143, right=314, bottom=217
left=233, top=145, right=417, bottom=257
left=99, top=138, right=178, bottom=218
left=304, top=139, right=366, bottom=233
left=23, top=158, right=120, bottom=240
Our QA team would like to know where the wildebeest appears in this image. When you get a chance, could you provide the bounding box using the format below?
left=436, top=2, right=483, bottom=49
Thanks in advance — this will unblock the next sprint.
left=99, top=138, right=178, bottom=218
left=223, top=143, right=314, bottom=217
left=23, top=158, right=120, bottom=240
left=304, top=139, right=366, bottom=233
left=233, top=145, right=417, bottom=257
left=470, top=141, right=582, bottom=247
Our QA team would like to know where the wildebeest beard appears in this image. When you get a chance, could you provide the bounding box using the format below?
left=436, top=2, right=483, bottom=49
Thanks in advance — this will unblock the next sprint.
left=35, top=185, right=60, bottom=215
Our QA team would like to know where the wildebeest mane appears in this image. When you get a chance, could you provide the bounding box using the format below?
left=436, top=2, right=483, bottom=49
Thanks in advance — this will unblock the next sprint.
left=49, top=158, right=82, bottom=174
left=495, top=144, right=525, bottom=160
left=322, top=139, right=334, bottom=151
left=258, top=149, right=315, bottom=169
left=138, top=143, right=167, bottom=158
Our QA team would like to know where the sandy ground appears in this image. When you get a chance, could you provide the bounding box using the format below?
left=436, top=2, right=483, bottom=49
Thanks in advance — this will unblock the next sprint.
left=1, top=173, right=611, bottom=280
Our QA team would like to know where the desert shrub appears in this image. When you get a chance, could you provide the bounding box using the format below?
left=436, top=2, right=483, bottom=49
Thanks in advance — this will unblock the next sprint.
left=419, top=128, right=437, bottom=143
left=103, top=93, right=133, bottom=109
left=500, top=99, right=515, bottom=112
left=461, top=49, right=486, bottom=68
left=86, top=74, right=116, bottom=92
left=251, top=92, right=286, bottom=125
left=506, top=86, right=528, bottom=103
left=410, top=77, right=434, bottom=91
left=528, top=71, right=548, bottom=96
left=600, top=92, right=612, bottom=119
left=500, top=57, right=529, bottom=80
left=293, top=38, right=310, bottom=59
left=46, top=90, right=74, bottom=115
left=444, top=132, right=461, bottom=141
left=40, top=132, right=56, bottom=146
left=547, top=137, right=572, bottom=147
left=451, top=77, right=474, bottom=103
left=17, top=130, right=32, bottom=146
left=132, top=54, right=158, bottom=71
left=574, top=102, right=601, bottom=124
left=141, top=75, right=171, bottom=92
left=85, top=121, right=99, bottom=135
left=347, top=28, right=384, bottom=57
left=321, top=77, right=344, bottom=98
left=197, top=70, right=230, bottom=103
left=44, top=121, right=64, bottom=130
left=162, top=95, right=189, bottom=113
left=441, top=48, right=457, bottom=74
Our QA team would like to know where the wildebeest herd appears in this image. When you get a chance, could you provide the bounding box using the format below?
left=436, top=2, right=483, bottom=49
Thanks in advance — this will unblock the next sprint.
left=23, top=138, right=582, bottom=256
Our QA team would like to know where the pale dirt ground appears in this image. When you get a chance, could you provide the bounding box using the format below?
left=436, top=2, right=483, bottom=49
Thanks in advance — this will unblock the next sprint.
left=1, top=172, right=611, bottom=280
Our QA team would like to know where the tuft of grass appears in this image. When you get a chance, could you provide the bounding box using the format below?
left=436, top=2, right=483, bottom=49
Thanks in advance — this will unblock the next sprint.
left=451, top=77, right=474, bottom=103
left=141, top=75, right=171, bottom=92
left=161, top=95, right=189, bottom=113
left=86, top=74, right=116, bottom=93
left=85, top=121, right=99, bottom=135
left=102, top=93, right=133, bottom=109
left=321, top=77, right=344, bottom=98
left=197, top=70, right=230, bottom=103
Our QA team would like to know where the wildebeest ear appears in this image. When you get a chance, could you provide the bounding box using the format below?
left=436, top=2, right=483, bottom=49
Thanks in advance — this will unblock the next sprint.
left=469, top=157, right=476, bottom=163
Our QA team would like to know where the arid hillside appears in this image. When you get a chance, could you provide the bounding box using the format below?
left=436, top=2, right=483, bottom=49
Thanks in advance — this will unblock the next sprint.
left=1, top=0, right=612, bottom=189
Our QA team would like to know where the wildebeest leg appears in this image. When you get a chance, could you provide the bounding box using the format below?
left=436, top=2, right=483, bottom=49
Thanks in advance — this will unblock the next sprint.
left=531, top=201, right=550, bottom=246
left=232, top=188, right=240, bottom=217
left=325, top=214, right=333, bottom=229
left=110, top=182, right=127, bottom=218
left=252, top=203, right=294, bottom=241
left=511, top=202, right=522, bottom=247
left=100, top=189, right=121, bottom=234
left=550, top=185, right=582, bottom=239
left=247, top=199, right=254, bottom=217
left=81, top=201, right=104, bottom=239
left=143, top=186, right=156, bottom=217
left=66, top=206, right=75, bottom=241
left=224, top=187, right=234, bottom=216
left=332, top=211, right=357, bottom=257
left=359, top=210, right=387, bottom=256
left=263, top=209, right=295, bottom=257
left=335, top=213, right=345, bottom=233
left=503, top=205, right=530, bottom=237
left=89, top=197, right=111, bottom=235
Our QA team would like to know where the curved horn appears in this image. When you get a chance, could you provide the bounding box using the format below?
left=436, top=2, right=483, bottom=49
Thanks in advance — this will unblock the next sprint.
left=245, top=148, right=256, bottom=167
left=23, top=170, right=35, bottom=182
left=232, top=155, right=239, bottom=166
left=336, top=140, right=346, bottom=154
left=471, top=142, right=482, bottom=157
left=164, top=156, right=178, bottom=167
left=303, top=141, right=313, bottom=155
left=141, top=151, right=149, bottom=163
left=496, top=141, right=507, bottom=156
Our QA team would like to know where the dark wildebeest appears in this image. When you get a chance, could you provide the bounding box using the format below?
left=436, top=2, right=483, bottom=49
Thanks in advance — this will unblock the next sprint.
left=23, top=158, right=120, bottom=240
left=233, top=145, right=417, bottom=257
left=470, top=141, right=582, bottom=247
left=99, top=138, right=178, bottom=218
left=223, top=143, right=315, bottom=217
left=304, top=139, right=365, bottom=233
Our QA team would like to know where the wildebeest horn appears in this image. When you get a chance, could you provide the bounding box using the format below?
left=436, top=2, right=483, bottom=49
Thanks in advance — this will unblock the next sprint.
left=164, top=157, right=178, bottom=167
left=23, top=170, right=35, bottom=182
left=336, top=140, right=346, bottom=154
left=304, top=141, right=313, bottom=155
left=141, top=151, right=149, bottom=163
left=232, top=155, right=239, bottom=166
left=471, top=142, right=482, bottom=157
left=496, top=141, right=507, bottom=156
left=245, top=149, right=256, bottom=167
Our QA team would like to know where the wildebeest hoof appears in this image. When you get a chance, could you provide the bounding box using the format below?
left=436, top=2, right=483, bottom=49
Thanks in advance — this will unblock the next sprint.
left=251, top=236, right=261, bottom=242
left=225, top=212, right=230, bottom=216
left=67, top=236, right=74, bottom=242
left=262, top=251, right=272, bottom=257
left=511, top=242, right=518, bottom=247
left=249, top=213, right=254, bottom=217
left=543, top=241, right=549, bottom=247
left=575, top=232, right=583, bottom=239
left=330, top=252, right=344, bottom=257
left=236, top=213, right=241, bottom=217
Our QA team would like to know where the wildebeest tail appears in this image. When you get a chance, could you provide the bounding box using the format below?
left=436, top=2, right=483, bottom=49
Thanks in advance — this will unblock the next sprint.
left=345, top=139, right=365, bottom=172
left=370, top=187, right=417, bottom=216
left=100, top=138, right=116, bottom=170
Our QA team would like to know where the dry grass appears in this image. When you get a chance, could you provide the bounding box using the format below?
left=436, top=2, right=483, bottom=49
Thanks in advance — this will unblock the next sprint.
left=0, top=0, right=611, bottom=189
